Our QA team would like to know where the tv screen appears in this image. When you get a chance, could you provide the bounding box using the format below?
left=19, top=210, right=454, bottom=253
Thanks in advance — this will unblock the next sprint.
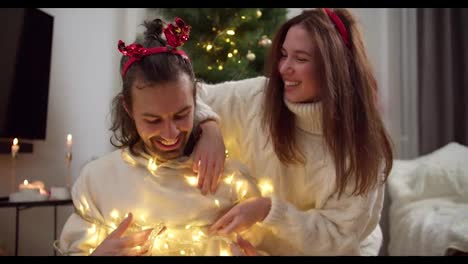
left=0, top=8, right=53, bottom=140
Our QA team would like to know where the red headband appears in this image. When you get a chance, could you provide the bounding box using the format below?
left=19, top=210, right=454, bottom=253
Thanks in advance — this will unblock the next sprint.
left=118, top=17, right=191, bottom=77
left=323, top=8, right=350, bottom=48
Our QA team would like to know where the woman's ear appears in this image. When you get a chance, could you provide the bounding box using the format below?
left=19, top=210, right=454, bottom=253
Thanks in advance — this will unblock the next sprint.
left=120, top=95, right=132, bottom=119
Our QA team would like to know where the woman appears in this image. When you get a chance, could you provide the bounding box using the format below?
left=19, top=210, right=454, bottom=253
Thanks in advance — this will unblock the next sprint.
left=196, top=8, right=393, bottom=255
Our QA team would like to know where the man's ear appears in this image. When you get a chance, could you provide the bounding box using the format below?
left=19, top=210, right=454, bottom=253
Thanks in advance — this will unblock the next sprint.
left=120, top=95, right=132, bottom=119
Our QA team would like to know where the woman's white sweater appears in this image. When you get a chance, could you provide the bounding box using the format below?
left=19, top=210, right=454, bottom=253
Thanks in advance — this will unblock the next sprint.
left=198, top=76, right=384, bottom=255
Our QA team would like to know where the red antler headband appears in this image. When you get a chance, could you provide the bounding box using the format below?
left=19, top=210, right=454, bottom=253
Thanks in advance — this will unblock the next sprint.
left=118, top=17, right=191, bottom=77
left=323, top=8, right=350, bottom=48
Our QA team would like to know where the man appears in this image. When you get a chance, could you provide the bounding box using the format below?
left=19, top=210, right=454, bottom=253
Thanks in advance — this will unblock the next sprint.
left=57, top=17, right=263, bottom=256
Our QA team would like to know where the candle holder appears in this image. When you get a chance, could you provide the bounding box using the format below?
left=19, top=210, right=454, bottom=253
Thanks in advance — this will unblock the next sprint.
left=66, top=151, right=72, bottom=189
left=11, top=155, right=17, bottom=194
left=11, top=138, right=20, bottom=194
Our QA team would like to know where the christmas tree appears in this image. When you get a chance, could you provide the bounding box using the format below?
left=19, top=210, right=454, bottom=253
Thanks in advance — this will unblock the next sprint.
left=150, top=8, right=287, bottom=83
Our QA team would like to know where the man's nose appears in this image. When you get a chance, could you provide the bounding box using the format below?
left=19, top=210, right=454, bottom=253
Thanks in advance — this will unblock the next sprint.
left=160, top=121, right=179, bottom=140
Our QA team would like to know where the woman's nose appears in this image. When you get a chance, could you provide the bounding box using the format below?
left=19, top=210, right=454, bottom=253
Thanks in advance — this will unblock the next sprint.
left=279, top=60, right=293, bottom=75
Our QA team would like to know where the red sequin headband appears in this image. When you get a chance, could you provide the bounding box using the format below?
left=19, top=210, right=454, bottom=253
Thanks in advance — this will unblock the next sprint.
left=323, top=8, right=350, bottom=48
left=118, top=17, right=191, bottom=77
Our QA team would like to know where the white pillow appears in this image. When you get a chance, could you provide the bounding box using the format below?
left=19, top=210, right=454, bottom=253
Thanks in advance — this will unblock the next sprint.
left=406, top=162, right=468, bottom=201
left=388, top=142, right=468, bottom=204
left=416, top=142, right=468, bottom=168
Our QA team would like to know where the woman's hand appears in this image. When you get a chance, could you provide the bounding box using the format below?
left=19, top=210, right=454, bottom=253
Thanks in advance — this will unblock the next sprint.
left=90, top=213, right=153, bottom=256
left=209, top=197, right=271, bottom=235
left=192, top=120, right=226, bottom=195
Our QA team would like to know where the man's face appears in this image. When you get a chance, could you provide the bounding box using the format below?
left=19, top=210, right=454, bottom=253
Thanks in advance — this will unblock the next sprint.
left=129, top=74, right=194, bottom=161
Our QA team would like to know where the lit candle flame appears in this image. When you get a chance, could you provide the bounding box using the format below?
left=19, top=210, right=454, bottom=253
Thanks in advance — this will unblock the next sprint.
left=24, top=179, right=28, bottom=185
left=11, top=138, right=20, bottom=158
left=66, top=134, right=72, bottom=152
left=214, top=199, right=220, bottom=208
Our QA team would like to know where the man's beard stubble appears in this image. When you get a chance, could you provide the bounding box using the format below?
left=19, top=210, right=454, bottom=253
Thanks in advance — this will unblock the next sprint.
left=146, top=131, right=189, bottom=162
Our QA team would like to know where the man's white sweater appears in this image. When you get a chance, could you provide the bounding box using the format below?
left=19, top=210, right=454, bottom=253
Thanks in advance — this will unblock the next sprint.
left=199, top=76, right=384, bottom=255
left=58, top=148, right=262, bottom=256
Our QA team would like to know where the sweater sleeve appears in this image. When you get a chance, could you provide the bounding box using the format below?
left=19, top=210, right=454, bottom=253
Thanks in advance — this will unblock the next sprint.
left=222, top=159, right=270, bottom=252
left=58, top=164, right=107, bottom=256
left=194, top=92, right=220, bottom=126
left=197, top=76, right=267, bottom=137
left=262, top=180, right=385, bottom=255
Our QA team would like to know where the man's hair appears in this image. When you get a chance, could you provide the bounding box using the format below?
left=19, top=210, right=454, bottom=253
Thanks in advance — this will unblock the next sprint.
left=110, top=18, right=196, bottom=156
left=263, top=8, right=393, bottom=197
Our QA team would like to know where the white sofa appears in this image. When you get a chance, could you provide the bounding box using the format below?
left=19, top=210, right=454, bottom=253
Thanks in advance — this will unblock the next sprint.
left=386, top=142, right=468, bottom=255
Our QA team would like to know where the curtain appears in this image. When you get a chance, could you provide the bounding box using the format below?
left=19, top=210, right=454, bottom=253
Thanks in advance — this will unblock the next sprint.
left=417, top=8, right=468, bottom=155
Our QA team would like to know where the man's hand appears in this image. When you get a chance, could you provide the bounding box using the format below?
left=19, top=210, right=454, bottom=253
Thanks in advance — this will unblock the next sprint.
left=192, top=120, right=226, bottom=195
left=230, top=234, right=258, bottom=256
left=209, top=197, right=271, bottom=235
left=90, top=213, right=153, bottom=256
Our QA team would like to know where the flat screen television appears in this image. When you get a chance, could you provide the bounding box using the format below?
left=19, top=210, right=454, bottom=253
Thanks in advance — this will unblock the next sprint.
left=0, top=8, right=54, bottom=140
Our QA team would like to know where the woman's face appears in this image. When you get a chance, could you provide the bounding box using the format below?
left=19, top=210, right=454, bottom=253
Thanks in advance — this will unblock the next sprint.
left=278, top=25, right=320, bottom=103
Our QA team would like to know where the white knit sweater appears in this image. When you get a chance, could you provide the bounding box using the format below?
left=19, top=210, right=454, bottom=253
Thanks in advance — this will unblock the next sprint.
left=199, top=76, right=384, bottom=255
left=58, top=148, right=262, bottom=256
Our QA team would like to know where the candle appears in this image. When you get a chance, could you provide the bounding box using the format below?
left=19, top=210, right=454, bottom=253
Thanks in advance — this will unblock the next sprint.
left=11, top=138, right=19, bottom=158
left=19, top=180, right=48, bottom=195
left=10, top=179, right=49, bottom=202
left=66, top=134, right=73, bottom=153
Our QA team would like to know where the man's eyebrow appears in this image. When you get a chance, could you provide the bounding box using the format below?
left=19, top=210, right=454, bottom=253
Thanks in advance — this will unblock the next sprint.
left=141, top=106, right=192, bottom=118
left=142, top=113, right=160, bottom=118
left=175, top=106, right=192, bottom=115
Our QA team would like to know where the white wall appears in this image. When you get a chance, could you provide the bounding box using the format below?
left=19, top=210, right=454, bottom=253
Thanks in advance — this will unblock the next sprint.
left=351, top=8, right=403, bottom=156
left=0, top=8, right=133, bottom=255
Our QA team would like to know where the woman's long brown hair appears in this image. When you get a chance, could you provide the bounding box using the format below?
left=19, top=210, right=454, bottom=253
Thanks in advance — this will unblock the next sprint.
left=263, top=8, right=393, bottom=197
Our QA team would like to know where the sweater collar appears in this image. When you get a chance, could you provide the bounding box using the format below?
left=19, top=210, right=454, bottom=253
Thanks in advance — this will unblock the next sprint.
left=284, top=98, right=323, bottom=135
left=120, top=146, right=193, bottom=173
